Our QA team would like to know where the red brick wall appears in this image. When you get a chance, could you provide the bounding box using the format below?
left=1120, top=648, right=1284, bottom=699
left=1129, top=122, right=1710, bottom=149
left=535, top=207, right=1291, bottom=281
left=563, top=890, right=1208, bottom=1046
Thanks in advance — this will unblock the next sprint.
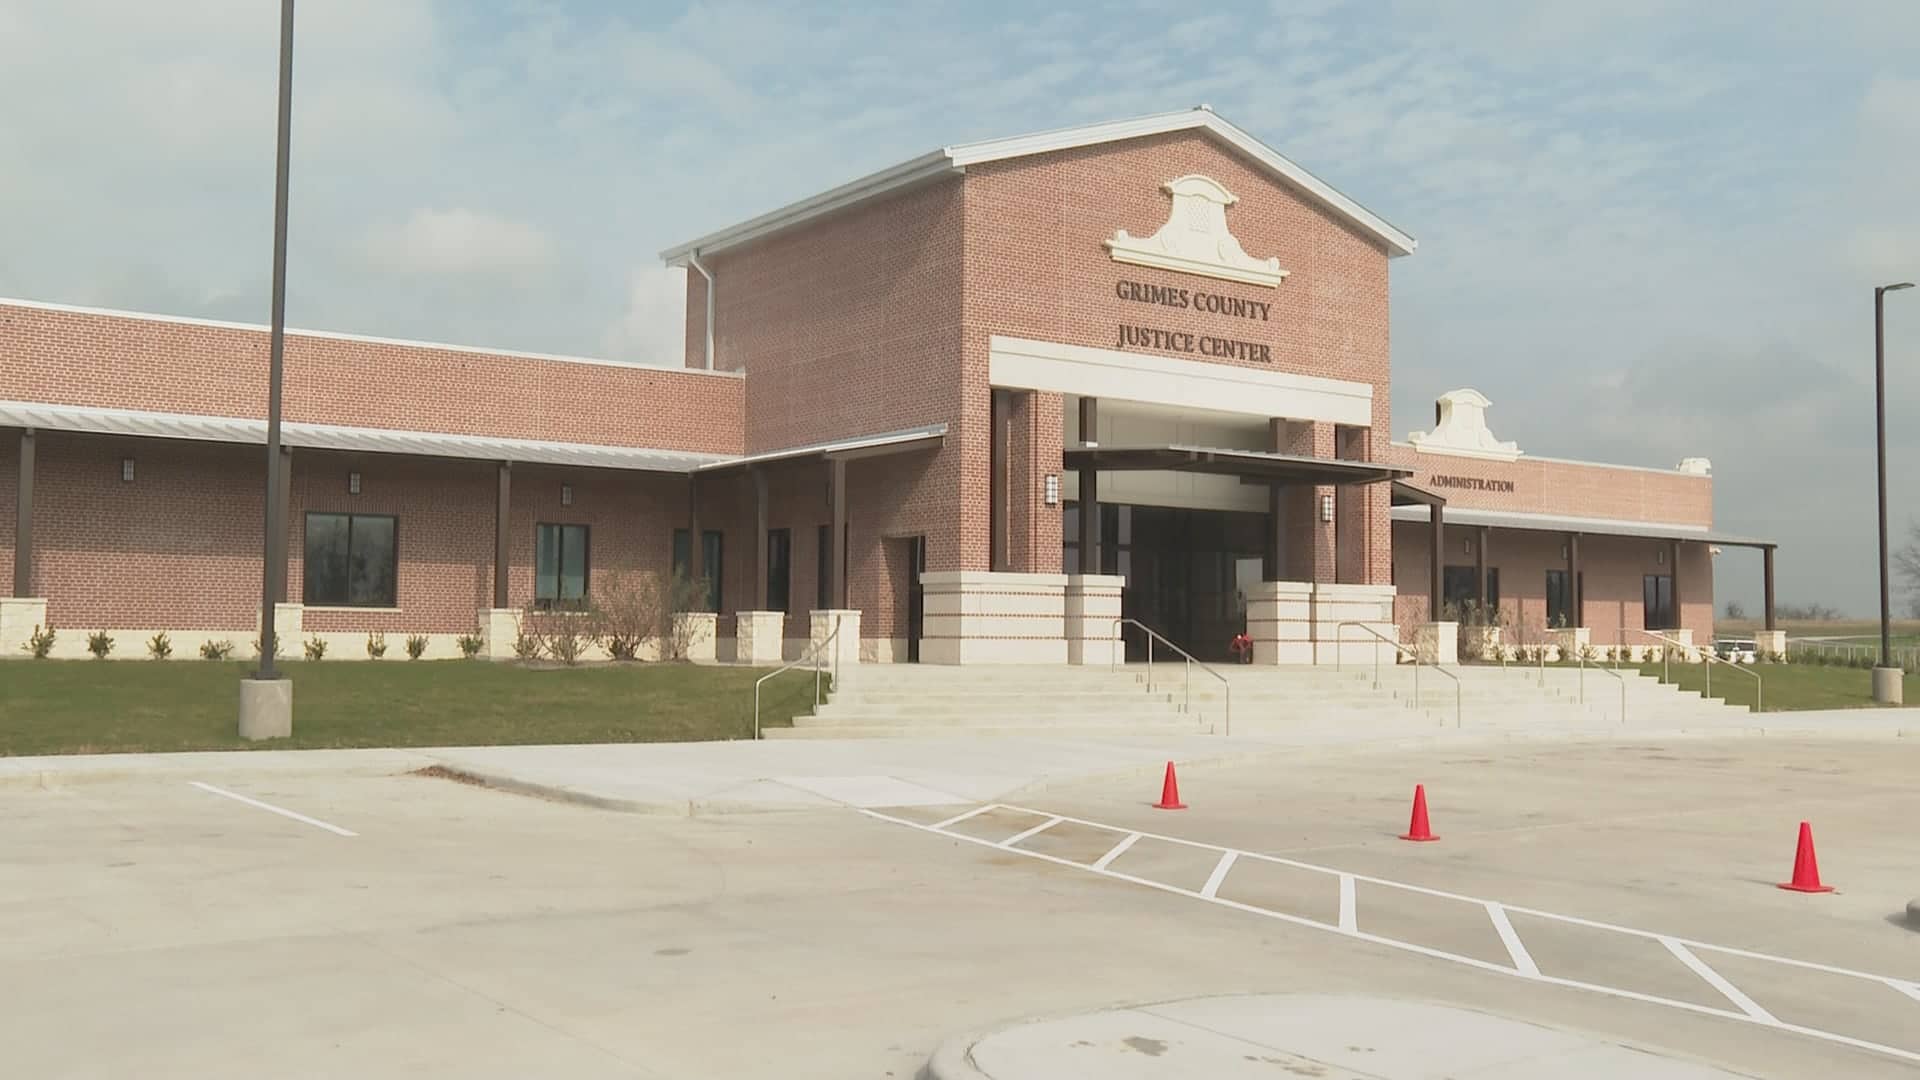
left=960, top=129, right=1394, bottom=583
left=689, top=177, right=967, bottom=634
left=1392, top=521, right=1714, bottom=645
left=0, top=302, right=745, bottom=454
left=28, top=432, right=264, bottom=630
left=1387, top=444, right=1712, bottom=526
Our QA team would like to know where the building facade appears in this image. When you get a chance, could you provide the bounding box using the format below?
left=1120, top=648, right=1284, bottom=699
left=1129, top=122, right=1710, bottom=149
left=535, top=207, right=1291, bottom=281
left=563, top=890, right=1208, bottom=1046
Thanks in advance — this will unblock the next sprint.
left=0, top=108, right=1776, bottom=664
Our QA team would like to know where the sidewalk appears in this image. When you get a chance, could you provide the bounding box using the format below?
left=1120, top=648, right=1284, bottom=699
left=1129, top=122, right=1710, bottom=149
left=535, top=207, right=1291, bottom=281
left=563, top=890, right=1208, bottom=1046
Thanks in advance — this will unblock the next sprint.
left=925, top=994, right=1751, bottom=1079
left=3, top=708, right=1917, bottom=813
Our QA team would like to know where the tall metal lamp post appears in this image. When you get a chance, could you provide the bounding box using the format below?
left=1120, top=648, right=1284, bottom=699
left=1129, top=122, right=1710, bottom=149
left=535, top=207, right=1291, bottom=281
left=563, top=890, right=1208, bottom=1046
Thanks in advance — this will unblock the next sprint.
left=239, top=0, right=298, bottom=740
left=1873, top=281, right=1913, bottom=705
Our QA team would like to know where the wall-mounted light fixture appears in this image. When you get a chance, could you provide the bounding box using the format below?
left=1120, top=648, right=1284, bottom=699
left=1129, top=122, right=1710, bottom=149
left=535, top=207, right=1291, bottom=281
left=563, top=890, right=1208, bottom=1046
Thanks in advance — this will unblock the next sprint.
left=121, top=457, right=135, bottom=482
left=1463, top=538, right=1472, bottom=556
left=1561, top=543, right=1569, bottom=560
left=1320, top=493, right=1335, bottom=523
left=561, top=483, right=573, bottom=507
left=348, top=471, right=361, bottom=495
left=1657, top=548, right=1666, bottom=566
left=1043, top=474, right=1060, bottom=506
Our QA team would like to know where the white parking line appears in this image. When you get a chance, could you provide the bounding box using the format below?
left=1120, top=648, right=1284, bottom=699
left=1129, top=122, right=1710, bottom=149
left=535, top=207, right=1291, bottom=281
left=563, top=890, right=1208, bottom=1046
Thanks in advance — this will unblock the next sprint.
left=1486, top=902, right=1539, bottom=977
left=188, top=782, right=357, bottom=837
left=1090, top=832, right=1140, bottom=871
left=863, top=803, right=1920, bottom=1068
left=929, top=805, right=995, bottom=831
left=1199, top=851, right=1238, bottom=900
left=1662, top=938, right=1778, bottom=1024
left=999, top=816, right=1063, bottom=848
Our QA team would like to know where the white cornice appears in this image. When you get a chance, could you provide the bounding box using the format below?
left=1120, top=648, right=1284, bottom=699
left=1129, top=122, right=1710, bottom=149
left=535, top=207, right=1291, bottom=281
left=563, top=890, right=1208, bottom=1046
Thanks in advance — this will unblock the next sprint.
left=660, top=107, right=1417, bottom=264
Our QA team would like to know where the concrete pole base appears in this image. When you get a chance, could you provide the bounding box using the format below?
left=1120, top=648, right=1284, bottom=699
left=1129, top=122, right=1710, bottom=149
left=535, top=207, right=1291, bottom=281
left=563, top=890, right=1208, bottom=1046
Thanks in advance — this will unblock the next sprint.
left=238, top=677, right=293, bottom=740
left=1872, top=666, right=1904, bottom=705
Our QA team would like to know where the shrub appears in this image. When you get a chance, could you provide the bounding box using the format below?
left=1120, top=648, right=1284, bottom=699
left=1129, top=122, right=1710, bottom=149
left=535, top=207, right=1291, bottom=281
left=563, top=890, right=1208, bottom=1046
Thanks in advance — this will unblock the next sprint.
left=593, top=570, right=667, bottom=662
left=456, top=631, right=485, bottom=659
left=86, top=631, right=115, bottom=659
left=662, top=571, right=713, bottom=661
left=405, top=633, right=429, bottom=660
left=511, top=616, right=542, bottom=661
left=303, top=636, right=328, bottom=661
left=365, top=631, right=388, bottom=659
left=252, top=635, right=282, bottom=660
left=147, top=631, right=173, bottom=660
left=200, top=638, right=236, bottom=660
left=521, top=604, right=603, bottom=666
left=1577, top=643, right=1598, bottom=664
left=23, top=624, right=56, bottom=659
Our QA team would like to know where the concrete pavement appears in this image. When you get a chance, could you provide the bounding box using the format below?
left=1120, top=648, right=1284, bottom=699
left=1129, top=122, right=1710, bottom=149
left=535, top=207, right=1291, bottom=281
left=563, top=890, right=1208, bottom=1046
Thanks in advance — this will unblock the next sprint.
left=4, top=704, right=1920, bottom=813
left=927, top=994, right=1754, bottom=1078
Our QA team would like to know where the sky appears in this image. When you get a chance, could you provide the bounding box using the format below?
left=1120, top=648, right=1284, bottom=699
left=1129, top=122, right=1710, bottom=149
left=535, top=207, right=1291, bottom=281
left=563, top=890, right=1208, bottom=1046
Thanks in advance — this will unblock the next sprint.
left=3, top=0, right=1919, bottom=616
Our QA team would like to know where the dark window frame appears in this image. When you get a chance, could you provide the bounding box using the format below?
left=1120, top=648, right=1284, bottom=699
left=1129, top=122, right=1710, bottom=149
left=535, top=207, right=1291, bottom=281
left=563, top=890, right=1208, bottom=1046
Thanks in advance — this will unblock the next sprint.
left=671, top=528, right=725, bottom=612
left=1643, top=574, right=1675, bottom=630
left=767, top=528, right=792, bottom=613
left=534, top=522, right=591, bottom=610
left=302, top=511, right=399, bottom=608
left=1546, top=569, right=1571, bottom=628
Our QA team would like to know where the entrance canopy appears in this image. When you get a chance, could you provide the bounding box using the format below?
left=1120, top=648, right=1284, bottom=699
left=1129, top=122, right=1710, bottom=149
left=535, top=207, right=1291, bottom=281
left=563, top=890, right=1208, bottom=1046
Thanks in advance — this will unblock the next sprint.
left=1063, top=443, right=1409, bottom=486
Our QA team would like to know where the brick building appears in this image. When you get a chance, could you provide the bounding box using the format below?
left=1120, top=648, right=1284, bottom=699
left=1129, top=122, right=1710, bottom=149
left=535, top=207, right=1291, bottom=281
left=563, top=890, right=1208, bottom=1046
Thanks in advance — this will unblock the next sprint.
left=0, top=107, right=1777, bottom=665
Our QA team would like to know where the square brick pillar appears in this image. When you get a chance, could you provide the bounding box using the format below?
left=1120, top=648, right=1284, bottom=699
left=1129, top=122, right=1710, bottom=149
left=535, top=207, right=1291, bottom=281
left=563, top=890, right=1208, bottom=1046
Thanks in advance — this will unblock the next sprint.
left=919, top=571, right=1067, bottom=664
left=1277, top=420, right=1337, bottom=582
left=481, top=607, right=520, bottom=660
left=0, top=597, right=48, bottom=655
left=809, top=609, right=862, bottom=674
left=671, top=612, right=718, bottom=662
left=1247, top=581, right=1315, bottom=664
left=1064, top=574, right=1124, bottom=665
left=736, top=610, right=785, bottom=665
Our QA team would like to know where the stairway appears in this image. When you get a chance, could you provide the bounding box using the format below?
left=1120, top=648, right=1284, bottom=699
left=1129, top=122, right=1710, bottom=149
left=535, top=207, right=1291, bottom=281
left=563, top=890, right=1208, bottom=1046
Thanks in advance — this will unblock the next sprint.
left=763, top=662, right=1756, bottom=739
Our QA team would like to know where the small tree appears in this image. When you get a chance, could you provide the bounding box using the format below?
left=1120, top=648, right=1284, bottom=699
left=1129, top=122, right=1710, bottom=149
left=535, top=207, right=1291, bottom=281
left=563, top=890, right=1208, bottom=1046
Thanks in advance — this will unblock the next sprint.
left=86, top=631, right=115, bottom=659
left=1898, top=521, right=1920, bottom=617
left=1723, top=600, right=1747, bottom=621
left=147, top=631, right=173, bottom=660
left=521, top=604, right=603, bottom=666
left=662, top=571, right=712, bottom=661
left=594, top=569, right=668, bottom=661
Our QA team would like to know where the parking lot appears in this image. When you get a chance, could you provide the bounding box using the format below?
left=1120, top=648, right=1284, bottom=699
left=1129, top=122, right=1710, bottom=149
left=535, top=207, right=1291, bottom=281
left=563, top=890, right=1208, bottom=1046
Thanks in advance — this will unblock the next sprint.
left=4, top=737, right=1919, bottom=1077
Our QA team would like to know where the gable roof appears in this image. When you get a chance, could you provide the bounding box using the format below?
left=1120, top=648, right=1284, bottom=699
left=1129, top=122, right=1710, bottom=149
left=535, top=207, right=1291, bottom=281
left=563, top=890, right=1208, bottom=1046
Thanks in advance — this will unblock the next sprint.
left=660, top=106, right=1417, bottom=264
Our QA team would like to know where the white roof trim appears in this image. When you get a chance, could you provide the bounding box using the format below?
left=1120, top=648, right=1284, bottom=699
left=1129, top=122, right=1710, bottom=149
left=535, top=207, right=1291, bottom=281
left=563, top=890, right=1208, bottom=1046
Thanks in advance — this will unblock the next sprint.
left=661, top=107, right=1415, bottom=263
left=0, top=400, right=728, bottom=473
left=0, top=298, right=743, bottom=379
left=1388, top=440, right=1707, bottom=478
left=695, top=424, right=948, bottom=472
left=1389, top=504, right=1770, bottom=547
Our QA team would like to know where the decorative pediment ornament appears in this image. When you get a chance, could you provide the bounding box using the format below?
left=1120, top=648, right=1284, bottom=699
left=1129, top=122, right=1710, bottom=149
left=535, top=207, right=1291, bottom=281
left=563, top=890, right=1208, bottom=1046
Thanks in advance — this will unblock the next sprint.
left=1105, top=175, right=1288, bottom=287
left=1408, top=388, right=1524, bottom=462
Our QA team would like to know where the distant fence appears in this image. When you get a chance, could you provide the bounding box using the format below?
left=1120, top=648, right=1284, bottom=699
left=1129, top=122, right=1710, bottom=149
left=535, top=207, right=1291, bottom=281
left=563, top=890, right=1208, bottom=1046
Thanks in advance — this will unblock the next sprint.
left=1785, top=638, right=1920, bottom=669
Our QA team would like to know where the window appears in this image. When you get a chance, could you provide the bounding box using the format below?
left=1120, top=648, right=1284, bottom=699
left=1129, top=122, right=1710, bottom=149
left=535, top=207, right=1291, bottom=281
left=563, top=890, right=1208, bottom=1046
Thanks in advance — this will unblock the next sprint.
left=535, top=524, right=589, bottom=609
left=817, top=524, right=830, bottom=610
left=767, top=529, right=791, bottom=612
left=672, top=529, right=724, bottom=612
left=1644, top=574, right=1675, bottom=630
left=1443, top=565, right=1499, bottom=618
left=1546, top=570, right=1572, bottom=628
left=303, top=512, right=396, bottom=607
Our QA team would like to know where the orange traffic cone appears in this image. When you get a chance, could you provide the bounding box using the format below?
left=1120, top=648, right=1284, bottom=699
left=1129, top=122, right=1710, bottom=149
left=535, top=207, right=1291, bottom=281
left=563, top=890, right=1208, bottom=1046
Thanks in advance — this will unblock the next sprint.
left=1153, top=761, right=1187, bottom=810
left=1777, top=821, right=1834, bottom=893
left=1399, top=784, right=1438, bottom=842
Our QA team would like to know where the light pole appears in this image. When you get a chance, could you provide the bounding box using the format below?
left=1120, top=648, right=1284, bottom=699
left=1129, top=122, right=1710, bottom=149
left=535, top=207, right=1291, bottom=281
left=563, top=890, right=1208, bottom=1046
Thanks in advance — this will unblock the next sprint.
left=240, top=0, right=297, bottom=740
left=1874, top=281, right=1913, bottom=705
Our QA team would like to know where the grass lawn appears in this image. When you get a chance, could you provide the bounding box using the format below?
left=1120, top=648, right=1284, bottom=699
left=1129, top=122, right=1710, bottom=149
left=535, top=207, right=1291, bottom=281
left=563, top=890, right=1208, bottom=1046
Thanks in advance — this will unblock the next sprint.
left=0, top=660, right=824, bottom=756
left=1636, top=661, right=1920, bottom=712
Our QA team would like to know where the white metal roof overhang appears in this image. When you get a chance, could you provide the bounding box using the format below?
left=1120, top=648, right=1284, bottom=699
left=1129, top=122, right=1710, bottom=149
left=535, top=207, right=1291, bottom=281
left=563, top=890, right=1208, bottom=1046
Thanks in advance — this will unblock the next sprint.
left=1389, top=504, right=1774, bottom=549
left=0, top=400, right=727, bottom=473
left=693, top=424, right=947, bottom=473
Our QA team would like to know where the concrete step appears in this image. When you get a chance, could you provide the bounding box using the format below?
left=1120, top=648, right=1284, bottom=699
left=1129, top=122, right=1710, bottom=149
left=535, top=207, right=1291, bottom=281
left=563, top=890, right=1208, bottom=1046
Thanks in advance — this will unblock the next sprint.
left=767, top=723, right=1217, bottom=739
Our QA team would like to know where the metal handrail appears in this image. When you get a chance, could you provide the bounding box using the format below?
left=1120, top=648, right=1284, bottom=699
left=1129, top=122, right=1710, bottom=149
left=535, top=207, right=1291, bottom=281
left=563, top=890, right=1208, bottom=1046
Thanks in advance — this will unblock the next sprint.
left=751, top=615, right=841, bottom=740
left=1576, top=647, right=1627, bottom=723
left=1109, top=618, right=1232, bottom=735
left=1334, top=621, right=1461, bottom=728
left=1632, top=628, right=1762, bottom=713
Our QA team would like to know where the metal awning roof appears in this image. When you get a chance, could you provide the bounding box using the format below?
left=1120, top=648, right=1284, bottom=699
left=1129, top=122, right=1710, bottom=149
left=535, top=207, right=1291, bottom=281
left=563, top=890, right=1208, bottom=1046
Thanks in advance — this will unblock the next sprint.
left=694, top=424, right=947, bottom=473
left=1064, top=444, right=1410, bottom=486
left=1389, top=504, right=1774, bottom=549
left=0, top=399, right=728, bottom=473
